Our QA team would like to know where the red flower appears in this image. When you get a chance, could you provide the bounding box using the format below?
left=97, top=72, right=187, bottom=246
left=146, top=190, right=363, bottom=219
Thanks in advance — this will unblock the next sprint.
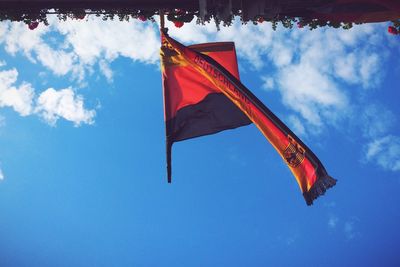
left=138, top=15, right=146, bottom=22
left=388, top=26, right=398, bottom=35
left=174, top=21, right=184, bottom=28
left=75, top=14, right=86, bottom=20
left=28, top=21, right=39, bottom=30
left=257, top=17, right=265, bottom=23
left=297, top=22, right=304, bottom=28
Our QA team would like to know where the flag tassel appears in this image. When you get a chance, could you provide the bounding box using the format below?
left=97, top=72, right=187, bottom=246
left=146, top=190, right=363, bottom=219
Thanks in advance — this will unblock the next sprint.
left=303, top=175, right=337, bottom=205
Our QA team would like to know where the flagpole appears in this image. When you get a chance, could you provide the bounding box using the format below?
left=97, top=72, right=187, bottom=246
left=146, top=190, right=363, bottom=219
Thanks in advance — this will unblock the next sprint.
left=159, top=10, right=165, bottom=30
left=159, top=9, right=171, bottom=183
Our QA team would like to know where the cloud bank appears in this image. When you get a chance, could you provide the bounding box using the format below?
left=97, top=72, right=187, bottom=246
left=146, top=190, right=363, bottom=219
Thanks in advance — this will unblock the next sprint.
left=0, top=16, right=160, bottom=82
left=0, top=17, right=398, bottom=172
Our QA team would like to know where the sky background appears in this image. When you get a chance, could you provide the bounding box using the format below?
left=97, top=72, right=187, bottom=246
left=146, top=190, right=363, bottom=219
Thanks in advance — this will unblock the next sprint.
left=0, top=15, right=399, bottom=267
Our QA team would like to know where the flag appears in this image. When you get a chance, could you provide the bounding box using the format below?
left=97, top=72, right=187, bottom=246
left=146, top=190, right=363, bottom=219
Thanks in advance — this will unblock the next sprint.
left=161, top=34, right=251, bottom=181
left=160, top=30, right=336, bottom=205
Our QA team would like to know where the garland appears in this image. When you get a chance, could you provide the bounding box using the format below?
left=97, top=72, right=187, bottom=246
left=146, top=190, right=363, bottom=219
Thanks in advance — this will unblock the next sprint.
left=388, top=19, right=400, bottom=35
left=0, top=8, right=398, bottom=35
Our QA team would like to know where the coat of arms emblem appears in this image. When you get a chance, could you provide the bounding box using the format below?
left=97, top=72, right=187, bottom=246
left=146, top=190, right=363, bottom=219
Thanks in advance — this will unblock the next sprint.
left=283, top=135, right=305, bottom=168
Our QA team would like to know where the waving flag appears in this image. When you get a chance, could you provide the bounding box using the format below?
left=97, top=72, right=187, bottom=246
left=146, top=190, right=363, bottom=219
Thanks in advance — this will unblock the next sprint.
left=160, top=30, right=336, bottom=205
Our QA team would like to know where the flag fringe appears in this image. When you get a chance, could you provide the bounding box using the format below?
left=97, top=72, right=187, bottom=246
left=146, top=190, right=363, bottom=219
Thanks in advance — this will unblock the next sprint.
left=303, top=175, right=337, bottom=206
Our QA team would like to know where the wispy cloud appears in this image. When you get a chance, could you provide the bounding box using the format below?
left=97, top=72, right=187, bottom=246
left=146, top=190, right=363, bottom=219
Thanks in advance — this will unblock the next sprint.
left=365, top=135, right=400, bottom=172
left=277, top=233, right=299, bottom=246
left=0, top=115, right=5, bottom=128
left=361, top=104, right=395, bottom=139
left=327, top=213, right=361, bottom=240
left=344, top=218, right=361, bottom=240
left=262, top=77, right=274, bottom=91
left=328, top=214, right=339, bottom=229
left=287, top=115, right=306, bottom=138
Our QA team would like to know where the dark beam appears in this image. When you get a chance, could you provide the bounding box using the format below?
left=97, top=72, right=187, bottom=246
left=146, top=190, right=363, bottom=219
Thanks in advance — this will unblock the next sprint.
left=0, top=0, right=199, bottom=10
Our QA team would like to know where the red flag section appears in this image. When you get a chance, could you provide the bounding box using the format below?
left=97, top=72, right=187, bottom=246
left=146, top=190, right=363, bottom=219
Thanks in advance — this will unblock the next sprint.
left=160, top=30, right=336, bottom=205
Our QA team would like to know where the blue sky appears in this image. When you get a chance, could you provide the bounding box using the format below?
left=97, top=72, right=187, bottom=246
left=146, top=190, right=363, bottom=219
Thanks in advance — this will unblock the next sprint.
left=0, top=16, right=399, bottom=267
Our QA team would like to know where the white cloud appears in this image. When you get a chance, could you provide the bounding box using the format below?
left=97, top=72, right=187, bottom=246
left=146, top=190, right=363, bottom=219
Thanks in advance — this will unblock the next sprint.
left=0, top=168, right=3, bottom=180
left=333, top=53, right=358, bottom=83
left=0, top=115, right=5, bottom=128
left=361, top=105, right=399, bottom=173
left=359, top=52, right=381, bottom=88
left=0, top=16, right=160, bottom=81
left=332, top=49, right=381, bottom=88
left=36, top=45, right=76, bottom=76
left=167, top=20, right=274, bottom=69
left=1, top=21, right=79, bottom=76
left=56, top=17, right=160, bottom=65
left=262, top=77, right=274, bottom=91
left=328, top=214, right=339, bottom=229
left=365, top=135, right=400, bottom=172
left=361, top=104, right=395, bottom=139
left=277, top=64, right=347, bottom=126
left=0, top=66, right=94, bottom=126
left=0, top=69, right=34, bottom=116
left=277, top=233, right=299, bottom=246
left=36, top=88, right=95, bottom=126
left=269, top=40, right=293, bottom=67
left=287, top=115, right=306, bottom=137
left=343, top=218, right=361, bottom=240
left=327, top=214, right=360, bottom=240
left=267, top=26, right=384, bottom=129
left=99, top=60, right=113, bottom=83
left=344, top=221, right=354, bottom=239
